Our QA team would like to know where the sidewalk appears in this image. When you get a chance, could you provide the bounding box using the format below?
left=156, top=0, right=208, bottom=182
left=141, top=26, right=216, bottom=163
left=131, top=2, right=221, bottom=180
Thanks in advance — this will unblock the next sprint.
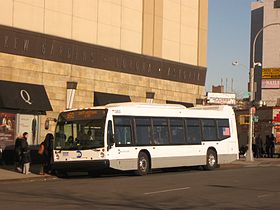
left=0, top=164, right=53, bottom=182
left=222, top=157, right=280, bottom=169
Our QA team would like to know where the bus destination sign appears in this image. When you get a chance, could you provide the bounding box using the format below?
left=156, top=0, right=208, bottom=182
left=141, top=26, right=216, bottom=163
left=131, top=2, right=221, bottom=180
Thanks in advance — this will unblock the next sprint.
left=60, top=109, right=107, bottom=121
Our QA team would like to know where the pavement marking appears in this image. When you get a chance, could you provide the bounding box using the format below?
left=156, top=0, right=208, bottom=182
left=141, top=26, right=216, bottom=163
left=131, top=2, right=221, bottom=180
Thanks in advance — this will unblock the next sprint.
left=144, top=187, right=190, bottom=195
left=257, top=194, right=270, bottom=198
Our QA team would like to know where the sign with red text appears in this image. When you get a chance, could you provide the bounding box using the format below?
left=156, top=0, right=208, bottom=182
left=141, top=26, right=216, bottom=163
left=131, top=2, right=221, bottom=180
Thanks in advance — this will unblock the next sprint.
left=262, top=79, right=280, bottom=89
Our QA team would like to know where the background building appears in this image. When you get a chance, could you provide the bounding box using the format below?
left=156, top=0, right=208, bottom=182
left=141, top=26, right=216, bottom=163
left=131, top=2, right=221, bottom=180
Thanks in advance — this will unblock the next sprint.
left=0, top=0, right=208, bottom=146
left=249, top=0, right=280, bottom=150
left=251, top=0, right=280, bottom=105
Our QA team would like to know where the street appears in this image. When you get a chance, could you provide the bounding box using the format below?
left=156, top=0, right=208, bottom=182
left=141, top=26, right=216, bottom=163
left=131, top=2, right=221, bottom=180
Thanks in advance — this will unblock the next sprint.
left=0, top=166, right=280, bottom=210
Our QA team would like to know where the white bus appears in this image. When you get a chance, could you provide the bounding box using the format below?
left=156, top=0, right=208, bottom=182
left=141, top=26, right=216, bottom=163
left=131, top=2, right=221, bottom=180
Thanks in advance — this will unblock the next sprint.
left=52, top=103, right=239, bottom=176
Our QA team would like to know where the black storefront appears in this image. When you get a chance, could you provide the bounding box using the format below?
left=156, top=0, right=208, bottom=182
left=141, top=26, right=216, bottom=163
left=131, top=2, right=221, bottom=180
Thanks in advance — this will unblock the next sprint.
left=0, top=80, right=52, bottom=163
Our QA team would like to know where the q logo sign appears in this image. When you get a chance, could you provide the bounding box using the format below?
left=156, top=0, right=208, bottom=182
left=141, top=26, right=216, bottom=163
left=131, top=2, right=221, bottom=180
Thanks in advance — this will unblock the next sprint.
left=20, top=90, right=32, bottom=105
left=76, top=150, right=82, bottom=158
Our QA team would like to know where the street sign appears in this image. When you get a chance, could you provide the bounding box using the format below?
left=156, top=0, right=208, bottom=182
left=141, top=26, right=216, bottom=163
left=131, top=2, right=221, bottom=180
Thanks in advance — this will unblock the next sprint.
left=244, top=92, right=251, bottom=98
left=253, top=116, right=259, bottom=122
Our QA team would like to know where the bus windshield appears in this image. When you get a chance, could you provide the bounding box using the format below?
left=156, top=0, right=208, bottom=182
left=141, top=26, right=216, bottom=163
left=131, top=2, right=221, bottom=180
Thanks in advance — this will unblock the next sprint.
left=54, top=110, right=107, bottom=150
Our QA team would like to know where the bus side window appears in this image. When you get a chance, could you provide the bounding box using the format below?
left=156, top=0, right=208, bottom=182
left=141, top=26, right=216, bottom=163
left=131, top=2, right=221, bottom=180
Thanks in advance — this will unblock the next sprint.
left=113, top=117, right=132, bottom=145
left=185, top=118, right=201, bottom=145
left=217, top=119, right=230, bottom=140
left=135, top=117, right=152, bottom=145
left=152, top=118, right=169, bottom=145
left=170, top=118, right=186, bottom=144
left=201, top=119, right=217, bottom=141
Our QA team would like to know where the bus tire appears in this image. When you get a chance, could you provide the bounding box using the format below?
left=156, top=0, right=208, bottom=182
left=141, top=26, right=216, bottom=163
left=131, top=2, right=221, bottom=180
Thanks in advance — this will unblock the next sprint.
left=204, top=149, right=217, bottom=170
left=88, top=170, right=101, bottom=177
left=136, top=152, right=150, bottom=176
left=55, top=170, right=68, bottom=178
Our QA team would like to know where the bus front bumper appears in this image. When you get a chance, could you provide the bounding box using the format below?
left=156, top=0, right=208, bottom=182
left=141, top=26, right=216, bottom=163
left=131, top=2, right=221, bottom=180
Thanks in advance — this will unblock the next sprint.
left=52, top=159, right=110, bottom=172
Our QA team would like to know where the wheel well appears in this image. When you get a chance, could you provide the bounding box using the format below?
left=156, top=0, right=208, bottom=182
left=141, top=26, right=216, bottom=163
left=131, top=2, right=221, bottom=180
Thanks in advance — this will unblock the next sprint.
left=207, top=147, right=218, bottom=163
left=139, top=149, right=151, bottom=170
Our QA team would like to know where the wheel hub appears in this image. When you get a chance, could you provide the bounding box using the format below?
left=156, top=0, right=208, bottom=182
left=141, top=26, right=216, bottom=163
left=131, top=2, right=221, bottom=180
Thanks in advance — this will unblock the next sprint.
left=139, top=158, right=147, bottom=171
left=208, top=154, right=216, bottom=166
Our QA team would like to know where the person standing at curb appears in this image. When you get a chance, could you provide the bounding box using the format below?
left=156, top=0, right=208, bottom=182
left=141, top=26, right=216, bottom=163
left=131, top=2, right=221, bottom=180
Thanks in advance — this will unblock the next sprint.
left=269, top=133, right=275, bottom=158
left=14, top=136, right=22, bottom=172
left=21, top=132, right=31, bottom=174
left=38, top=133, right=54, bottom=175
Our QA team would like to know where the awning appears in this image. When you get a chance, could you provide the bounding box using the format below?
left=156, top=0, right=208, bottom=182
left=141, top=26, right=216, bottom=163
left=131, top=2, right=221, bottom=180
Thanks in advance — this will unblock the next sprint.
left=94, top=92, right=131, bottom=106
left=0, top=80, right=52, bottom=115
left=166, top=100, right=194, bottom=108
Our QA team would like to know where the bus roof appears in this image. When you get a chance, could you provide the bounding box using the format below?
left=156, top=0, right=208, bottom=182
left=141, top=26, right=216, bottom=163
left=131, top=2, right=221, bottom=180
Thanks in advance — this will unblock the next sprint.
left=63, top=102, right=233, bottom=114
left=60, top=103, right=235, bottom=120
left=105, top=102, right=187, bottom=110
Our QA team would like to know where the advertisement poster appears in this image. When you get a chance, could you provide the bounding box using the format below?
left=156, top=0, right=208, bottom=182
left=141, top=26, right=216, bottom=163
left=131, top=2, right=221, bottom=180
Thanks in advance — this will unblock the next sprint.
left=18, top=114, right=39, bottom=145
left=0, top=112, right=16, bottom=148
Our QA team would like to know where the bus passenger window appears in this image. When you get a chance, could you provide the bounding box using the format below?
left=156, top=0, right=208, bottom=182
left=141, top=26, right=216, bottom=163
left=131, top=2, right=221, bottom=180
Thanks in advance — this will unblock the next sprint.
left=201, top=119, right=217, bottom=141
left=170, top=118, right=186, bottom=144
left=135, top=118, right=152, bottom=145
left=217, top=119, right=230, bottom=140
left=114, top=117, right=132, bottom=145
left=152, top=118, right=169, bottom=145
left=185, top=119, right=201, bottom=145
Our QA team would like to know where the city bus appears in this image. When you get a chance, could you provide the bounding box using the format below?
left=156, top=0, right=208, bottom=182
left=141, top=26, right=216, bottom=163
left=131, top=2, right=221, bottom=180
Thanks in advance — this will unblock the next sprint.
left=52, top=103, right=239, bottom=176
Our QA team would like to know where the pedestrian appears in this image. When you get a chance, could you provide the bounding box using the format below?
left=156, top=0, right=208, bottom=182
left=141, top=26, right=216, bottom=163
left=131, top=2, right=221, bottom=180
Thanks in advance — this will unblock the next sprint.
left=14, top=136, right=22, bottom=172
left=255, top=134, right=262, bottom=158
left=38, top=133, right=54, bottom=175
left=21, top=132, right=31, bottom=174
left=265, top=135, right=270, bottom=158
left=269, top=133, right=275, bottom=158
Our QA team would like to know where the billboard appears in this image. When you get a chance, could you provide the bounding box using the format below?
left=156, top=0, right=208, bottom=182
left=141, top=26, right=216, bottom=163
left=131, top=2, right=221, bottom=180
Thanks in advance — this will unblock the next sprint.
left=206, top=92, right=236, bottom=105
left=262, top=68, right=280, bottom=79
left=0, top=112, right=16, bottom=148
left=18, top=114, right=39, bottom=145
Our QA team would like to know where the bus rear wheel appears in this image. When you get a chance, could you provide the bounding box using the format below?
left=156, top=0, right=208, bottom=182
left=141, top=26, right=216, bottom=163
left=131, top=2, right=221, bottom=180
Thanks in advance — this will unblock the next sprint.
left=136, top=152, right=150, bottom=176
left=204, top=149, right=217, bottom=170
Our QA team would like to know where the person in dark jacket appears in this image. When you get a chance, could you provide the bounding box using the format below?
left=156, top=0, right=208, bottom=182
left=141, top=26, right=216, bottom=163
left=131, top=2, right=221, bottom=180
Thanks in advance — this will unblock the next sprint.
left=39, top=133, right=54, bottom=174
left=14, top=137, right=22, bottom=172
left=21, top=132, right=31, bottom=174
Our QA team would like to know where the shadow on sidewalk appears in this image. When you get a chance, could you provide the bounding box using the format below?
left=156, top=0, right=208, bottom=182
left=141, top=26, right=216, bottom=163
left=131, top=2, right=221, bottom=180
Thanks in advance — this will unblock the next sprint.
left=0, top=163, right=43, bottom=175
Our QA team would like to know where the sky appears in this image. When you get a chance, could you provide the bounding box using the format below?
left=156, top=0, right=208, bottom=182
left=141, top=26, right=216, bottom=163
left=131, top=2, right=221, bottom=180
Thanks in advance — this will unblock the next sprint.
left=207, top=0, right=255, bottom=98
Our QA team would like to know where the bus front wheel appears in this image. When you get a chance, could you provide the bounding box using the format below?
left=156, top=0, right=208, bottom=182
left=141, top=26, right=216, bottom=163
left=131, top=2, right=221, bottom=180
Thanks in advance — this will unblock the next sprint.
left=204, top=149, right=217, bottom=170
left=136, top=152, right=150, bottom=176
left=55, top=170, right=68, bottom=178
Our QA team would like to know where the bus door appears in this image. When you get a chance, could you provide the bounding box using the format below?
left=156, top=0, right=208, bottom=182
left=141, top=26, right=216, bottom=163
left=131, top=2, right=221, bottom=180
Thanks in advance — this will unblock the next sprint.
left=107, top=117, right=136, bottom=170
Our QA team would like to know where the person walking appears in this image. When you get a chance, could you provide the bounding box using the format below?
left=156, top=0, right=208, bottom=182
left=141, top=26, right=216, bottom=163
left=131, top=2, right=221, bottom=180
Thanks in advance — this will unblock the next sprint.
left=269, top=133, right=275, bottom=158
left=38, top=133, right=54, bottom=175
left=21, top=132, right=31, bottom=174
left=265, top=135, right=270, bottom=158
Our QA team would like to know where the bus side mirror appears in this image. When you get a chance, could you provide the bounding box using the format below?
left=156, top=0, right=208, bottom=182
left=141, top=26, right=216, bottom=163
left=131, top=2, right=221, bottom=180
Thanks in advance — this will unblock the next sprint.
left=45, top=119, right=50, bottom=130
left=45, top=118, right=57, bottom=130
left=107, top=120, right=115, bottom=149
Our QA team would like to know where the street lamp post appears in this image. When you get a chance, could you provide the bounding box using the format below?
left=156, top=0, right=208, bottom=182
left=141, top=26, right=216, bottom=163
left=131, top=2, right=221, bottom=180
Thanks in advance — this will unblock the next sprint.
left=232, top=61, right=259, bottom=161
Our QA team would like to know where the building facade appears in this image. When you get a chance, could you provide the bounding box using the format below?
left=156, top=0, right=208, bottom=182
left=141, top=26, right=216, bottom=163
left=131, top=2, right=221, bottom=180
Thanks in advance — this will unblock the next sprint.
left=0, top=0, right=208, bottom=146
left=251, top=0, right=280, bottom=105
left=250, top=0, right=280, bottom=148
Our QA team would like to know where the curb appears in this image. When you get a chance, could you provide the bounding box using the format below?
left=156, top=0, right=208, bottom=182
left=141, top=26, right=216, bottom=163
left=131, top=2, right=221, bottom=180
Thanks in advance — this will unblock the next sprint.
left=0, top=174, right=56, bottom=184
